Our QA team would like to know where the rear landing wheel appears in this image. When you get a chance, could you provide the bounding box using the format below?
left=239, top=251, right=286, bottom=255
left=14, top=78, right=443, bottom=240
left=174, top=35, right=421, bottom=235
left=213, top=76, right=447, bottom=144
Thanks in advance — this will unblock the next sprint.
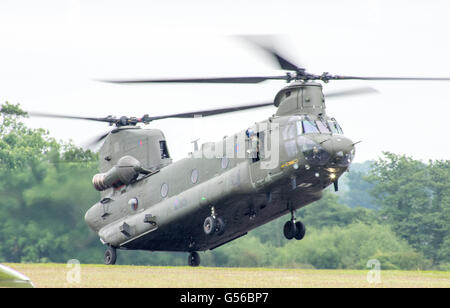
left=188, top=252, right=200, bottom=267
left=104, top=246, right=117, bottom=265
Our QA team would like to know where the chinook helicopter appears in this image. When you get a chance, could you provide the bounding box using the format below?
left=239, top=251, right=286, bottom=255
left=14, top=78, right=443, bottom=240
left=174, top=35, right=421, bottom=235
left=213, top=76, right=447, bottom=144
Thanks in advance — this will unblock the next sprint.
left=30, top=40, right=450, bottom=266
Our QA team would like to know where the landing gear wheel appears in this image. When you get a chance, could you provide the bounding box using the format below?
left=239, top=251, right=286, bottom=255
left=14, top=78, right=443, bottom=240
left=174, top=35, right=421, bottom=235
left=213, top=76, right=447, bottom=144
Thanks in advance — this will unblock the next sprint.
left=215, top=217, right=225, bottom=236
left=188, top=252, right=200, bottom=267
left=104, top=246, right=117, bottom=265
left=294, top=221, right=306, bottom=240
left=203, top=216, right=216, bottom=236
left=283, top=221, right=296, bottom=240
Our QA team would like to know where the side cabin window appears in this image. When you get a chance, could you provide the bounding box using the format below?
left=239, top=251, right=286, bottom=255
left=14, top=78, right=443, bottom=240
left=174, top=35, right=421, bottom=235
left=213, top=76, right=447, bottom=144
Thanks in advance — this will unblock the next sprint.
left=159, top=140, right=170, bottom=159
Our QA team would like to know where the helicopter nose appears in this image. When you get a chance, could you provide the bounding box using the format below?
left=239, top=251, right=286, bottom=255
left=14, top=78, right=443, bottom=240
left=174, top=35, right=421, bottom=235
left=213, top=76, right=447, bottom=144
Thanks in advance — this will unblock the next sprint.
left=299, top=135, right=355, bottom=167
left=321, top=135, right=355, bottom=167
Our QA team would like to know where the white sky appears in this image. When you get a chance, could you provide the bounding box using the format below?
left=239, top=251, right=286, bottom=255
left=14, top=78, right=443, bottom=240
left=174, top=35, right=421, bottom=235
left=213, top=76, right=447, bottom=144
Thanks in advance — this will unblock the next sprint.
left=1, top=0, right=449, bottom=163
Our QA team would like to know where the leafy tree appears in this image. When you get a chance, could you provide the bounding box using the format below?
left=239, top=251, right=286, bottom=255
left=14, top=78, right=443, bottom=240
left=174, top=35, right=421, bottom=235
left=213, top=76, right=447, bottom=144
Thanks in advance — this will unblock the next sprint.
left=298, top=192, right=377, bottom=229
left=0, top=102, right=100, bottom=262
left=272, top=223, right=429, bottom=270
left=0, top=103, right=445, bottom=270
left=368, top=152, right=450, bottom=265
left=341, top=170, right=378, bottom=209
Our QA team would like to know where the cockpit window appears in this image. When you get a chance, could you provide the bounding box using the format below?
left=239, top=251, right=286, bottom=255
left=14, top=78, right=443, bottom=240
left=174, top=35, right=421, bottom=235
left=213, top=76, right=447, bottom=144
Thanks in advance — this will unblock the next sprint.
left=316, top=120, right=330, bottom=134
left=327, top=120, right=338, bottom=134
left=296, top=121, right=303, bottom=135
left=336, top=122, right=344, bottom=134
left=282, top=123, right=297, bottom=140
left=327, top=120, right=344, bottom=134
left=302, top=120, right=319, bottom=134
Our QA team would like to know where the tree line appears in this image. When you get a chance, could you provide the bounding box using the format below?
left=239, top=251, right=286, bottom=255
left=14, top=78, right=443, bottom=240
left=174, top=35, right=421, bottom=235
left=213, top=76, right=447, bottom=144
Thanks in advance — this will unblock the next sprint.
left=0, top=102, right=449, bottom=270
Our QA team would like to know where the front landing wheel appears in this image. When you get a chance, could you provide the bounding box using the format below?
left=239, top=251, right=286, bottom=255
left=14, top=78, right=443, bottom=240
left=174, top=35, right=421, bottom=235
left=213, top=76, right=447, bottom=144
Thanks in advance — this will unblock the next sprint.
left=203, top=216, right=217, bottom=235
left=294, top=221, right=306, bottom=240
left=283, top=221, right=296, bottom=240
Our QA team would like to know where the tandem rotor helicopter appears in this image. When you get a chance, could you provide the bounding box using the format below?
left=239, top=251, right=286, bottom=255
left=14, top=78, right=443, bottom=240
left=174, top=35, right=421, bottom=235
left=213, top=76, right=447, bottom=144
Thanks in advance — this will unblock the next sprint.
left=30, top=39, right=450, bottom=266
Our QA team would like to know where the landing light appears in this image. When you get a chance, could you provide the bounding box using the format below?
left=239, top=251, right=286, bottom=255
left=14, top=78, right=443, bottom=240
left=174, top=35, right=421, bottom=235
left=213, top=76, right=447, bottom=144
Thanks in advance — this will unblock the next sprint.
left=330, top=173, right=336, bottom=180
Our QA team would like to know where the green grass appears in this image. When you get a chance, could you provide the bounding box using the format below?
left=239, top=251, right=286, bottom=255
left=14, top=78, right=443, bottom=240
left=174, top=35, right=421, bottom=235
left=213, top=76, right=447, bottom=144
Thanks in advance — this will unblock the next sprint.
left=4, top=263, right=450, bottom=288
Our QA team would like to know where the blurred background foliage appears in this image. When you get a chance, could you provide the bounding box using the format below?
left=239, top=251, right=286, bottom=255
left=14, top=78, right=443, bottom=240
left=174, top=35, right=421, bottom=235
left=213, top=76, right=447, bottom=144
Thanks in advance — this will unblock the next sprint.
left=1, top=102, right=449, bottom=270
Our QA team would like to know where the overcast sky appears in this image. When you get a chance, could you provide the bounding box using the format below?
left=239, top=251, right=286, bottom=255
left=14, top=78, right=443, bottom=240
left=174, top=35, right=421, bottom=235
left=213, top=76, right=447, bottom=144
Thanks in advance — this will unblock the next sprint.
left=1, top=0, right=449, bottom=163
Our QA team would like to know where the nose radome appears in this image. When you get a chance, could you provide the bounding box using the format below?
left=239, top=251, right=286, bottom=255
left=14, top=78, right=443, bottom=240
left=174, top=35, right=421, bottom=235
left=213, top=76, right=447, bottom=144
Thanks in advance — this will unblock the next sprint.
left=300, top=135, right=355, bottom=167
left=331, top=136, right=354, bottom=153
left=322, top=135, right=355, bottom=167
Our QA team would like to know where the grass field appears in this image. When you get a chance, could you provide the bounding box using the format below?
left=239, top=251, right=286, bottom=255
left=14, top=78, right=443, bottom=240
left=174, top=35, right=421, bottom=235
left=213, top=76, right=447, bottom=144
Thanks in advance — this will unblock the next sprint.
left=4, top=263, right=450, bottom=288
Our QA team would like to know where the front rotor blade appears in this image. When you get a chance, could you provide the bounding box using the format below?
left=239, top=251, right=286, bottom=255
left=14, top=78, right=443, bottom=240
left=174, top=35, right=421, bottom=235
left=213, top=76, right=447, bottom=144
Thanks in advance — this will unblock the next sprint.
left=101, top=75, right=289, bottom=84
left=237, top=35, right=305, bottom=72
left=325, top=87, right=379, bottom=99
left=327, top=75, right=450, bottom=81
left=148, top=101, right=274, bottom=121
left=259, top=46, right=303, bottom=72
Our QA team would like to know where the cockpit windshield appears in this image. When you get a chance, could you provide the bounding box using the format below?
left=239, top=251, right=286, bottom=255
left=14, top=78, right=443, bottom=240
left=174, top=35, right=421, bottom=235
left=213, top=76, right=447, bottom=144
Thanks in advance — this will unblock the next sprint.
left=301, top=119, right=331, bottom=134
left=284, top=117, right=343, bottom=136
left=327, top=120, right=344, bottom=134
left=302, top=120, right=319, bottom=134
left=316, top=120, right=330, bottom=134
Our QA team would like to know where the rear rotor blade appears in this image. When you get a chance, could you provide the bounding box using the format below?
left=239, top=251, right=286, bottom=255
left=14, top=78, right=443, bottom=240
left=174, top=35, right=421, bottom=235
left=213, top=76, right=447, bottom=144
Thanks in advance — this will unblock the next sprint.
left=83, top=130, right=112, bottom=149
left=28, top=111, right=116, bottom=124
left=100, top=75, right=289, bottom=84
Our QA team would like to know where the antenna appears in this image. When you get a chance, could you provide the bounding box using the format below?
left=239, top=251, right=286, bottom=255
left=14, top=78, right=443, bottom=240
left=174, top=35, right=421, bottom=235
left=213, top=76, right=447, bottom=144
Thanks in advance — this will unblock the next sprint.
left=191, top=139, right=200, bottom=152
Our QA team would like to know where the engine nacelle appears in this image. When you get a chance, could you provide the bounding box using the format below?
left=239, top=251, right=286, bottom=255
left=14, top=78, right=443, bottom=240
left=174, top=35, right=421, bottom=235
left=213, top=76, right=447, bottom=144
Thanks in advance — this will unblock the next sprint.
left=92, top=155, right=143, bottom=191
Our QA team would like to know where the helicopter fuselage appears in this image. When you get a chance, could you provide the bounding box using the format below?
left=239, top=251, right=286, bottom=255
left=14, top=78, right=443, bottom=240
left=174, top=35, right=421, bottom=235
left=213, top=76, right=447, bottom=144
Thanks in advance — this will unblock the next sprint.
left=26, top=32, right=450, bottom=265
left=85, top=109, right=355, bottom=253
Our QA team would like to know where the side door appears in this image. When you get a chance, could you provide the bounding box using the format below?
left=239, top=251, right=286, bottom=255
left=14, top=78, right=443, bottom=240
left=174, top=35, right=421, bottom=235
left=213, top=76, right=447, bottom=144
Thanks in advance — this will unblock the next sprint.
left=249, top=130, right=268, bottom=187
